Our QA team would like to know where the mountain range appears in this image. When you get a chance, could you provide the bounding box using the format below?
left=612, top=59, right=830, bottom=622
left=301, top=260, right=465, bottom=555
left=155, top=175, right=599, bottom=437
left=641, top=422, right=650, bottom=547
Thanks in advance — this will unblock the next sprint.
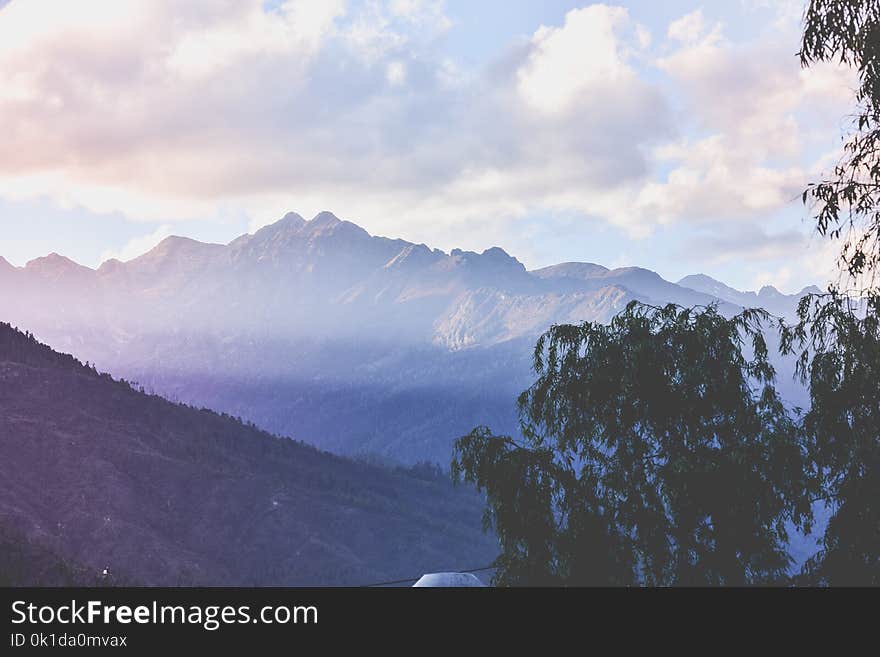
left=0, top=211, right=817, bottom=465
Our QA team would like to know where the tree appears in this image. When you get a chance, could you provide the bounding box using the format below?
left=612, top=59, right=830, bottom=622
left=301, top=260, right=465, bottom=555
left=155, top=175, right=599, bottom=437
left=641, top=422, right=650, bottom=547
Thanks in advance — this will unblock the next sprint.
left=454, top=303, right=813, bottom=586
left=454, top=1, right=880, bottom=586
left=782, top=292, right=880, bottom=584
left=801, top=0, right=880, bottom=284
left=779, top=0, right=880, bottom=584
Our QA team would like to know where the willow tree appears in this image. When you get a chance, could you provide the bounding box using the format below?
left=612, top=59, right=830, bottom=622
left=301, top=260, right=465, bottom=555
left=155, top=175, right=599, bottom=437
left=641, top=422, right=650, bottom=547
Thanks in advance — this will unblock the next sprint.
left=780, top=0, right=880, bottom=584
left=800, top=0, right=880, bottom=283
left=454, top=0, right=880, bottom=586
left=454, top=303, right=813, bottom=586
left=782, top=292, right=880, bottom=584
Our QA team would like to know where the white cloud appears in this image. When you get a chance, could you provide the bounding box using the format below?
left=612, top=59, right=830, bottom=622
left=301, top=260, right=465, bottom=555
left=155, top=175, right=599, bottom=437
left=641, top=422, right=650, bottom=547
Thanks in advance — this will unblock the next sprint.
left=343, top=0, right=449, bottom=62
left=635, top=24, right=652, bottom=49
left=0, top=0, right=860, bottom=290
left=388, top=0, right=451, bottom=31
left=0, top=0, right=671, bottom=238
left=667, top=9, right=720, bottom=45
left=643, top=10, right=855, bottom=225
left=516, top=5, right=642, bottom=116
left=166, top=1, right=345, bottom=79
left=631, top=134, right=807, bottom=224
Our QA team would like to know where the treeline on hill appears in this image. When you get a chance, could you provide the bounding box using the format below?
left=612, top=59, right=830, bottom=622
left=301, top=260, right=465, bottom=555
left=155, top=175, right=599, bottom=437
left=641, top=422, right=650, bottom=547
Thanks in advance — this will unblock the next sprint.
left=0, top=325, right=92, bottom=372
left=0, top=322, right=497, bottom=586
left=454, top=0, right=880, bottom=587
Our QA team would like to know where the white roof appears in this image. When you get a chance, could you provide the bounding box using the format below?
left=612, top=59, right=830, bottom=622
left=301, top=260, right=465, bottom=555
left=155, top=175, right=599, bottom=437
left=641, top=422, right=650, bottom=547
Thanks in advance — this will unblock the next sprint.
left=412, top=572, right=486, bottom=587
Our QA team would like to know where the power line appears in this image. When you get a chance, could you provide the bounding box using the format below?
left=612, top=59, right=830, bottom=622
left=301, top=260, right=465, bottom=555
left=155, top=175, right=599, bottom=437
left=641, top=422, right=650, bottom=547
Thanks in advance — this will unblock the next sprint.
left=360, top=565, right=496, bottom=587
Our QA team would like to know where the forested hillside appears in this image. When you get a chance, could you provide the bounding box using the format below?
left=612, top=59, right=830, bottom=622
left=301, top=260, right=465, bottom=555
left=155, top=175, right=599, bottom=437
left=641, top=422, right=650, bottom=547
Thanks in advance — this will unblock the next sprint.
left=0, top=322, right=496, bottom=585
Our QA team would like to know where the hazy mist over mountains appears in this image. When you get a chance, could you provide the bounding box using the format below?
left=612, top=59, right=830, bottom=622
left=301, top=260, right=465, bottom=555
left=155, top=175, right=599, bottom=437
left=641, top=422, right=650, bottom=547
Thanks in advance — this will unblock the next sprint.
left=0, top=211, right=817, bottom=465
left=0, top=322, right=496, bottom=585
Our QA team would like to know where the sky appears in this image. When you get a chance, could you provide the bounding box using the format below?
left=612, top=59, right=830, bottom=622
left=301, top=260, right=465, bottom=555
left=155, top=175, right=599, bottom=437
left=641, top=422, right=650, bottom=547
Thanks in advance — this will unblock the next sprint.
left=0, top=0, right=857, bottom=293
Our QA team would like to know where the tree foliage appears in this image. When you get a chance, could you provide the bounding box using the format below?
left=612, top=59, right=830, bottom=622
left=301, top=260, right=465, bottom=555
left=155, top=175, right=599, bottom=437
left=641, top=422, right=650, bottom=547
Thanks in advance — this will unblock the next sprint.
left=781, top=292, right=880, bottom=585
left=454, top=303, right=813, bottom=586
left=454, top=1, right=880, bottom=587
left=779, top=0, right=880, bottom=585
left=801, top=0, right=880, bottom=284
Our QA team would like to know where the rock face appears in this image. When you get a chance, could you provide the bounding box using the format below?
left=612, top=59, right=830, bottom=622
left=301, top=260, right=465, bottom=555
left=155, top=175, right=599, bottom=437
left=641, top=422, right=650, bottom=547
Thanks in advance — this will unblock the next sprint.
left=0, top=211, right=816, bottom=464
left=0, top=322, right=497, bottom=585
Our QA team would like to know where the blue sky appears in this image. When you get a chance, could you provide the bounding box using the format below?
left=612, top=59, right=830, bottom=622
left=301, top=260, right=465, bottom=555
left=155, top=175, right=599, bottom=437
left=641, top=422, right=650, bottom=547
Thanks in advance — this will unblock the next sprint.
left=0, top=0, right=853, bottom=292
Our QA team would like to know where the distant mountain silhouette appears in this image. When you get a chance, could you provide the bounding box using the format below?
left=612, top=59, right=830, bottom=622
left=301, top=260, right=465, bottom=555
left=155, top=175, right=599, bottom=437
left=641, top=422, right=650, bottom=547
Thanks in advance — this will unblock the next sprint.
left=0, top=322, right=496, bottom=585
left=0, top=211, right=816, bottom=464
left=678, top=273, right=822, bottom=318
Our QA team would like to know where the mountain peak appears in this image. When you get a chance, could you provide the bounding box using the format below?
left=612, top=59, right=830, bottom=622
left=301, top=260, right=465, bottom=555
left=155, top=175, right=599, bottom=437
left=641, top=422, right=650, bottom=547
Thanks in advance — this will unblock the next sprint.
left=157, top=235, right=197, bottom=247
left=21, top=253, right=94, bottom=285
left=603, top=266, right=664, bottom=281
left=27, top=252, right=66, bottom=265
left=311, top=211, right=341, bottom=226
left=303, top=211, right=372, bottom=241
left=267, top=211, right=307, bottom=233
left=97, top=258, right=125, bottom=275
left=758, top=284, right=782, bottom=298
left=481, top=246, right=511, bottom=259
left=678, top=273, right=747, bottom=297
left=279, top=211, right=305, bottom=225
left=531, top=262, right=609, bottom=280
left=127, top=236, right=225, bottom=275
left=678, top=273, right=720, bottom=286
left=0, top=255, right=15, bottom=272
left=245, top=212, right=307, bottom=244
left=140, top=235, right=216, bottom=259
left=25, top=252, right=92, bottom=273
left=383, top=243, right=439, bottom=270
left=445, top=246, right=528, bottom=283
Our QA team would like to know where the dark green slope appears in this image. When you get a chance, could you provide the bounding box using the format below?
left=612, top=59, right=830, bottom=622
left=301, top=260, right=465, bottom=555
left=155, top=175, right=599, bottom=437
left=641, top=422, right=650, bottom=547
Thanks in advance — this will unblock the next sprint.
left=0, top=323, right=496, bottom=585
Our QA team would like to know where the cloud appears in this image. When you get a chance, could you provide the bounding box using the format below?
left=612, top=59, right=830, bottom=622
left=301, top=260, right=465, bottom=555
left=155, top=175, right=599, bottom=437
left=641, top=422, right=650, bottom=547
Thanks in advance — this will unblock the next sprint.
left=641, top=9, right=855, bottom=226
left=388, top=0, right=451, bottom=31
left=667, top=9, right=718, bottom=45
left=0, top=0, right=858, bottom=286
left=516, top=5, right=647, bottom=116
left=682, top=224, right=808, bottom=265
left=0, top=1, right=379, bottom=227
left=0, top=1, right=673, bottom=244
left=165, top=0, right=345, bottom=79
